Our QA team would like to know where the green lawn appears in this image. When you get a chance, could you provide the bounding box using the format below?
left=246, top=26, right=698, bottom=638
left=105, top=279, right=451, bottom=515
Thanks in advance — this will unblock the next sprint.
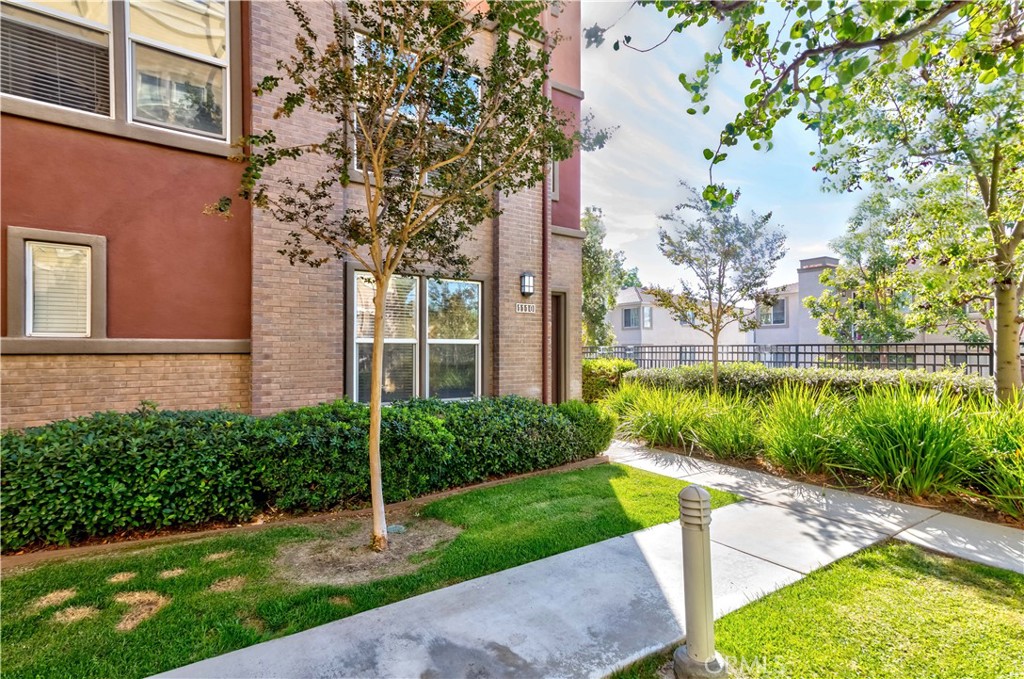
left=612, top=542, right=1024, bottom=679
left=0, top=464, right=738, bottom=679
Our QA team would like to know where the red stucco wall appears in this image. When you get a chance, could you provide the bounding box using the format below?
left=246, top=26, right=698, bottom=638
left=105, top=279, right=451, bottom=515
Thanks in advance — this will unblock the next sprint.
left=1, top=116, right=251, bottom=339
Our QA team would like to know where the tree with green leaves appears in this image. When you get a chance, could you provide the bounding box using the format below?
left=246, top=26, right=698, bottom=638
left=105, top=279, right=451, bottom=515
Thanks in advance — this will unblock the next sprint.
left=646, top=184, right=786, bottom=389
left=598, top=0, right=1024, bottom=398
left=805, top=191, right=915, bottom=344
left=218, top=0, right=572, bottom=551
left=581, top=207, right=632, bottom=346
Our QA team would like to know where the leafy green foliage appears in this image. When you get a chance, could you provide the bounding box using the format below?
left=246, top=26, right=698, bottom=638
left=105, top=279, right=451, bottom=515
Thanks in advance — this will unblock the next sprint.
left=968, top=395, right=1024, bottom=518
left=556, top=400, right=617, bottom=456
left=582, top=357, right=638, bottom=402
left=693, top=390, right=761, bottom=460
left=843, top=384, right=981, bottom=498
left=0, top=397, right=611, bottom=551
left=607, top=1, right=1024, bottom=397
left=804, top=192, right=916, bottom=343
left=626, top=362, right=995, bottom=400
left=613, top=387, right=707, bottom=449
left=582, top=208, right=637, bottom=346
left=0, top=408, right=260, bottom=553
left=646, top=184, right=786, bottom=388
left=601, top=376, right=1017, bottom=515
left=759, top=384, right=847, bottom=474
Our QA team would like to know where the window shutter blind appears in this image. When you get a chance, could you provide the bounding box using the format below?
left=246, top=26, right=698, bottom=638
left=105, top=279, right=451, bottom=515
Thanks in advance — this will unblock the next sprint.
left=1, top=15, right=110, bottom=115
left=28, top=242, right=91, bottom=336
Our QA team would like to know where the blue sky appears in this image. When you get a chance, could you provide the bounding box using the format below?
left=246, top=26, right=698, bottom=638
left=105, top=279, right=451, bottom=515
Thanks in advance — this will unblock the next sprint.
left=579, top=1, right=863, bottom=288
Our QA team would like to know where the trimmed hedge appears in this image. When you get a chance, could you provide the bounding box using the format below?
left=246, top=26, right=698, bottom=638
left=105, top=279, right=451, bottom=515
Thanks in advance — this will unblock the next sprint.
left=582, top=358, right=638, bottom=402
left=624, top=362, right=994, bottom=399
left=0, top=397, right=613, bottom=552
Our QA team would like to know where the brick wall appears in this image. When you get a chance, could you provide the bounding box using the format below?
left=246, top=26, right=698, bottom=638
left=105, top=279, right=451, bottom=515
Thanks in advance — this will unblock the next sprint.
left=249, top=1, right=346, bottom=415
left=248, top=2, right=577, bottom=409
left=1, top=354, right=251, bottom=429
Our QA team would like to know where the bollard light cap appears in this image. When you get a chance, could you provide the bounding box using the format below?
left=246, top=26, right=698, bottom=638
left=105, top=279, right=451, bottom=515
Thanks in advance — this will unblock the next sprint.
left=678, top=485, right=712, bottom=528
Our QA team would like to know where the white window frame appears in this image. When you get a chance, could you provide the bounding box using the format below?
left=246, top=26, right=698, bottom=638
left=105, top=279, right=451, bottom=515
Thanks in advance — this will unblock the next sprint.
left=25, top=240, right=92, bottom=338
left=425, top=278, right=481, bottom=401
left=352, top=272, right=419, bottom=404
left=642, top=306, right=653, bottom=329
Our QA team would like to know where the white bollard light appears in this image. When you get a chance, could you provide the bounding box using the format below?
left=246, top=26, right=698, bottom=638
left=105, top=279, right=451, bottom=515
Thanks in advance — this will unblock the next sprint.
left=674, top=485, right=728, bottom=679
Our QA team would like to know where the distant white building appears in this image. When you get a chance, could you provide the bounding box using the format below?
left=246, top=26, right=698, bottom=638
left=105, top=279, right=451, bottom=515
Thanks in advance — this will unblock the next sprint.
left=607, top=287, right=749, bottom=346
left=604, top=256, right=984, bottom=349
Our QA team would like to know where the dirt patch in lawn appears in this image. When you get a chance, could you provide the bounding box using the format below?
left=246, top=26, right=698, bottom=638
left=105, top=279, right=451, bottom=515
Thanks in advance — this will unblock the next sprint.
left=209, top=576, right=246, bottom=593
left=30, top=588, right=76, bottom=611
left=52, top=606, right=99, bottom=624
left=114, top=591, right=170, bottom=631
left=107, top=571, right=136, bottom=583
left=275, top=514, right=461, bottom=587
left=202, top=551, right=234, bottom=562
left=158, top=568, right=186, bottom=579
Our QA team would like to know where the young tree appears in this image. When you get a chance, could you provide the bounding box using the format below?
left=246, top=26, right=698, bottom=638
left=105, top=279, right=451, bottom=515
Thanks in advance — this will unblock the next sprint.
left=581, top=207, right=635, bottom=346
left=647, top=184, right=786, bottom=389
left=602, top=0, right=1024, bottom=398
left=804, top=192, right=916, bottom=344
left=220, top=0, right=572, bottom=550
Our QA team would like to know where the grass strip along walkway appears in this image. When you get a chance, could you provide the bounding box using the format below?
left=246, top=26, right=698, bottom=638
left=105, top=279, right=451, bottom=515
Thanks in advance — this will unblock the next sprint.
left=1, top=464, right=739, bottom=679
left=612, top=542, right=1024, bottom=679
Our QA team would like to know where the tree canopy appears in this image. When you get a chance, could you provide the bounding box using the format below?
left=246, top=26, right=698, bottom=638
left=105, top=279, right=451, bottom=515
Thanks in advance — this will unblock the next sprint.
left=647, top=184, right=786, bottom=388
left=593, top=0, right=1024, bottom=398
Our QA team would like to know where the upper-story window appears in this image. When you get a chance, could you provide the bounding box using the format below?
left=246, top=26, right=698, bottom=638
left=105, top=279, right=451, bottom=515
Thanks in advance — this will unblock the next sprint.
left=759, top=299, right=786, bottom=326
left=1, top=0, right=232, bottom=144
left=642, top=306, right=652, bottom=329
left=622, top=307, right=639, bottom=329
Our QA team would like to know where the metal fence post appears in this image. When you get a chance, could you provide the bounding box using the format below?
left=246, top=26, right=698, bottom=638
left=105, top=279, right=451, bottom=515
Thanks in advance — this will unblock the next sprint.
left=674, top=486, right=727, bottom=678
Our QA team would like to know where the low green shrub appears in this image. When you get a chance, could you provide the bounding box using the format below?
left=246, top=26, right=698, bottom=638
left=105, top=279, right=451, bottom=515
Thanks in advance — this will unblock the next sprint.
left=0, top=408, right=260, bottom=552
left=582, top=358, right=638, bottom=402
left=843, top=383, right=981, bottom=498
left=615, top=387, right=706, bottom=449
left=758, top=383, right=848, bottom=474
left=694, top=391, right=762, bottom=460
left=968, top=396, right=1024, bottom=519
left=1, top=396, right=610, bottom=551
left=625, top=362, right=994, bottom=400
left=557, top=400, right=617, bottom=456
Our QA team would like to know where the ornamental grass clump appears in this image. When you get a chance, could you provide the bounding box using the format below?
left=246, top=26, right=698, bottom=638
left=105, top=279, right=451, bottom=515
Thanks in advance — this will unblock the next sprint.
left=844, top=383, right=980, bottom=499
left=758, top=383, right=846, bottom=475
left=615, top=386, right=706, bottom=449
left=693, top=390, right=761, bottom=460
left=967, top=394, right=1024, bottom=519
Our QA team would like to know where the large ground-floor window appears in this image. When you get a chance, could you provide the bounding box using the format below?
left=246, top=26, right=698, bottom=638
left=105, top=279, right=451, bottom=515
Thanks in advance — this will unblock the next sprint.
left=353, top=272, right=481, bottom=403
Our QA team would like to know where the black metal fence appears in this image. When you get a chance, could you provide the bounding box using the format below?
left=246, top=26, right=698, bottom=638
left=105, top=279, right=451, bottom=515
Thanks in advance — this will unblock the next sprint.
left=584, top=343, right=1001, bottom=376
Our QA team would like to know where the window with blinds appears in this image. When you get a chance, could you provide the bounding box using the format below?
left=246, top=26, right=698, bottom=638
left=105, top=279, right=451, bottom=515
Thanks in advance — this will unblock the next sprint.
left=26, top=241, right=91, bottom=337
left=0, top=3, right=111, bottom=115
left=355, top=272, right=418, bottom=403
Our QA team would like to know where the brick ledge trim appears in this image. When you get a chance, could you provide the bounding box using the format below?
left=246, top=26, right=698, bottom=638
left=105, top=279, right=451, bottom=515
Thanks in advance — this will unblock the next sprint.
left=0, top=338, right=251, bottom=355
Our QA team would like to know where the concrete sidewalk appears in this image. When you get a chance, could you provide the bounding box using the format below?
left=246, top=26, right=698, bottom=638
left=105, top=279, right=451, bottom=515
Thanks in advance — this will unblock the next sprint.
left=157, top=441, right=1023, bottom=679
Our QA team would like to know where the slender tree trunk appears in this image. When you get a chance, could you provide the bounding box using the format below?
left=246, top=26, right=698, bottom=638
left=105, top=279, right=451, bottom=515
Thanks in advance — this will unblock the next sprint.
left=368, top=275, right=389, bottom=551
left=711, top=331, right=720, bottom=392
left=993, top=280, right=1022, bottom=402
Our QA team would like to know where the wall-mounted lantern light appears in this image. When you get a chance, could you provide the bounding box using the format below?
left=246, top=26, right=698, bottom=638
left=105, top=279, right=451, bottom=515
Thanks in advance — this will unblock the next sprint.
left=520, top=272, right=535, bottom=296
